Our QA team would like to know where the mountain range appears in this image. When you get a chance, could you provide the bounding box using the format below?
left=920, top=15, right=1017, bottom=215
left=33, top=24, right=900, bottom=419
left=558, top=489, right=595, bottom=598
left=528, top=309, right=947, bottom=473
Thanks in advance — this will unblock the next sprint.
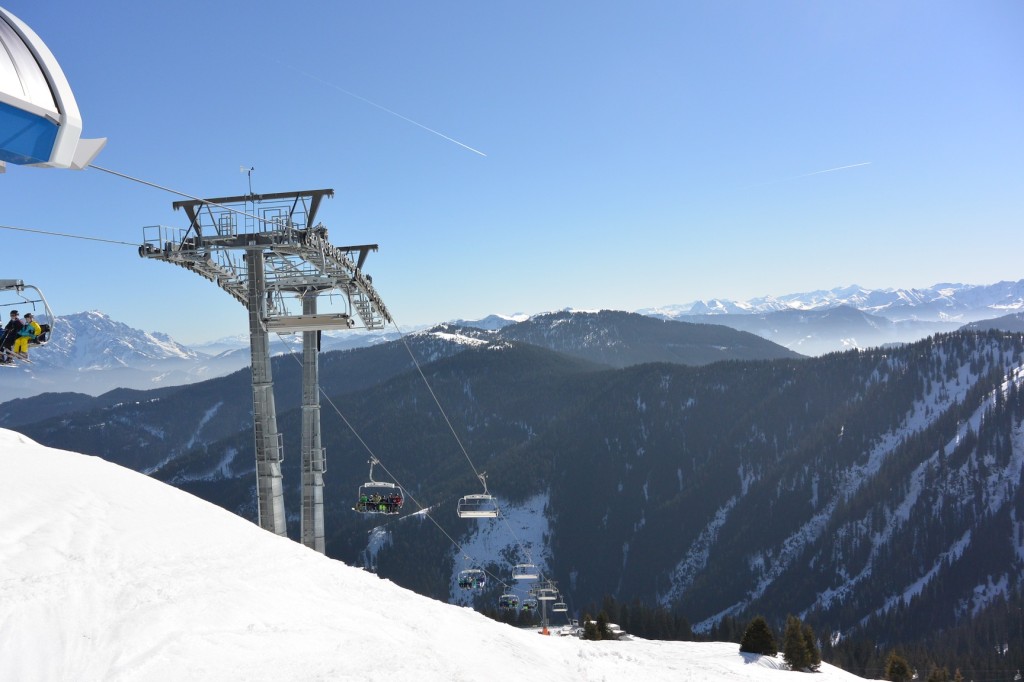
left=3, top=307, right=1024, bottom=677
left=639, top=280, right=1024, bottom=356
left=5, top=280, right=1024, bottom=399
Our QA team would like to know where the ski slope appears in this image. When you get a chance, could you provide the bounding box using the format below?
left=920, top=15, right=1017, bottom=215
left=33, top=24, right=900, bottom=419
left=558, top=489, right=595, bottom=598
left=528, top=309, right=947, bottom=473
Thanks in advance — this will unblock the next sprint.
left=0, top=429, right=874, bottom=681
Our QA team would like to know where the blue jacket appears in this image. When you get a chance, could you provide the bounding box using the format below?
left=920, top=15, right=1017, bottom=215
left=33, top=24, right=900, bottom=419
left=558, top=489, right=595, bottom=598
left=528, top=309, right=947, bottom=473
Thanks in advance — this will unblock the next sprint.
left=18, top=320, right=41, bottom=338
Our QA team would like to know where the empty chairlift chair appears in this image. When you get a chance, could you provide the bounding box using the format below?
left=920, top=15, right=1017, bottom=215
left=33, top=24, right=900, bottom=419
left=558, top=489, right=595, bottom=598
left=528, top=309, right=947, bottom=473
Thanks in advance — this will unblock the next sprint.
left=552, top=599, right=568, bottom=613
left=536, top=586, right=558, bottom=602
left=457, top=472, right=499, bottom=519
left=512, top=561, right=544, bottom=577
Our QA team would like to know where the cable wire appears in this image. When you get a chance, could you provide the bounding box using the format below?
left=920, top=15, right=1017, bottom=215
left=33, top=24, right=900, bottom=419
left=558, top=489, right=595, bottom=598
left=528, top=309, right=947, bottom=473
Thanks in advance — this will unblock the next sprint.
left=386, top=316, right=539, bottom=568
left=0, top=222, right=138, bottom=246
left=270, top=332, right=518, bottom=594
left=88, top=163, right=313, bottom=235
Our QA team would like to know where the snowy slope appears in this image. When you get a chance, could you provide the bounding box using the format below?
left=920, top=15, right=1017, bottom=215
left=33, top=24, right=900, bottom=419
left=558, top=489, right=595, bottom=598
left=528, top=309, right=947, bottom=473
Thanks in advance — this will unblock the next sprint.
left=0, top=429, right=873, bottom=681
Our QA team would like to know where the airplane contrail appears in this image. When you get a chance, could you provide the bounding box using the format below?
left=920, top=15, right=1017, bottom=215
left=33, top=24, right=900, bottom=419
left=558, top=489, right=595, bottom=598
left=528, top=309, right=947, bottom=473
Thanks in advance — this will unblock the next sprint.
left=741, top=161, right=871, bottom=189
left=277, top=62, right=486, bottom=157
left=794, top=161, right=871, bottom=178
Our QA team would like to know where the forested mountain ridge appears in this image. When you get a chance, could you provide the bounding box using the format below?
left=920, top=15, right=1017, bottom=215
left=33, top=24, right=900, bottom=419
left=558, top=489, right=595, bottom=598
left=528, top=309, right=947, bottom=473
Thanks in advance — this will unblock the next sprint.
left=492, top=309, right=802, bottom=366
left=4, top=322, right=1023, bottom=663
left=369, top=330, right=1024, bottom=655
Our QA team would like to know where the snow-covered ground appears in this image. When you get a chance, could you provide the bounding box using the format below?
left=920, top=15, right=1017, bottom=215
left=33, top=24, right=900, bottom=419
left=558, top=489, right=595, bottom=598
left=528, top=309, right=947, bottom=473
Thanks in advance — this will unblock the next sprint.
left=0, top=429, right=874, bottom=681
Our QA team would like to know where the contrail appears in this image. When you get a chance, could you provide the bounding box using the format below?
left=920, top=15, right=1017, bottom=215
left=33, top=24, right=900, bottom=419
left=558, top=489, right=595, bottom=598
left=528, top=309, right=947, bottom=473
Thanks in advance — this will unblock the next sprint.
left=794, top=161, right=871, bottom=178
left=277, top=62, right=486, bottom=157
left=742, top=161, right=871, bottom=189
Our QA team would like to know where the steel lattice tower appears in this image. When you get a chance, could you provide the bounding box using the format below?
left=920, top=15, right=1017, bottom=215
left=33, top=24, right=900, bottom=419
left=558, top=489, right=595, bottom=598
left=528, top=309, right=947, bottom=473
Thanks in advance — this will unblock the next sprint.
left=140, top=189, right=391, bottom=553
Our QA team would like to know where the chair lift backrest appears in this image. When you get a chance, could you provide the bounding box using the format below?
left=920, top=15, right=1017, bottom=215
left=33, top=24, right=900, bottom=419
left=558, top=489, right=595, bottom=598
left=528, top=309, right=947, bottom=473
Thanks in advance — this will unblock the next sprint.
left=512, top=563, right=539, bottom=581
left=457, top=493, right=499, bottom=519
left=537, top=587, right=557, bottom=601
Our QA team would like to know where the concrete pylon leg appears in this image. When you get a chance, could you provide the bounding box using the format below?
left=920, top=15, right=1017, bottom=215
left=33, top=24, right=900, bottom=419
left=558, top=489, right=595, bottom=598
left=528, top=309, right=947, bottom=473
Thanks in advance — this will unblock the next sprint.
left=247, top=250, right=286, bottom=536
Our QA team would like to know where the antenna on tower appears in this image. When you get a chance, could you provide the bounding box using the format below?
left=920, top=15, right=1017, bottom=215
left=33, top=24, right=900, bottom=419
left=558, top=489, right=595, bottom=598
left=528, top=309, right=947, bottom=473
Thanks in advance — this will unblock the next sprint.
left=240, top=166, right=255, bottom=198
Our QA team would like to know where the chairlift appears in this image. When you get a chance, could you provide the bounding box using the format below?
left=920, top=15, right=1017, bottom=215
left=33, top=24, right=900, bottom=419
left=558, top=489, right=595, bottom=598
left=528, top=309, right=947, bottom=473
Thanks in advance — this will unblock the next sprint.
left=511, top=563, right=539, bottom=581
left=457, top=472, right=499, bottom=519
left=0, top=280, right=55, bottom=365
left=520, top=597, right=538, bottom=613
left=552, top=600, right=568, bottom=613
left=0, top=7, right=107, bottom=172
left=457, top=568, right=486, bottom=590
left=536, top=587, right=558, bottom=601
left=498, top=592, right=519, bottom=610
left=353, top=457, right=404, bottom=515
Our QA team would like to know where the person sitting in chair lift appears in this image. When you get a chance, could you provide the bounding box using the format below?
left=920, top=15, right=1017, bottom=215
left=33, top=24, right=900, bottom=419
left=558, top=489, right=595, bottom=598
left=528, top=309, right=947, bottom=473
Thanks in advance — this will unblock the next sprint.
left=12, top=312, right=41, bottom=359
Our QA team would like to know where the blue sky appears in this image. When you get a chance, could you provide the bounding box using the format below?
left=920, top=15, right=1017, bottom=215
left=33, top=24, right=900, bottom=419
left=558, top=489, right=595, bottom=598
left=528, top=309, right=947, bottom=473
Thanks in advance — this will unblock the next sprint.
left=2, top=1, right=1021, bottom=343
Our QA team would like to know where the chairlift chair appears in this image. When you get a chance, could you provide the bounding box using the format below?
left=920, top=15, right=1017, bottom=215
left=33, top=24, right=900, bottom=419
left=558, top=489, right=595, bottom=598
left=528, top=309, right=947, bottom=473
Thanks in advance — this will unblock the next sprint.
left=512, top=563, right=539, bottom=581
left=457, top=493, right=499, bottom=518
left=498, top=592, right=519, bottom=611
left=0, top=280, right=55, bottom=364
left=536, top=587, right=558, bottom=601
left=353, top=457, right=404, bottom=515
left=552, top=600, right=568, bottom=613
left=457, top=568, right=486, bottom=590
left=457, top=472, right=499, bottom=519
left=520, top=597, right=538, bottom=613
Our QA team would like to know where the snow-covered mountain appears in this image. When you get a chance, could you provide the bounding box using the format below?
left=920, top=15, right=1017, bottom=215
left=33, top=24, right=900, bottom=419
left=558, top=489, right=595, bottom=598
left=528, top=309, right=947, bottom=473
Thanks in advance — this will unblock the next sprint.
left=640, top=281, right=1024, bottom=323
left=0, top=429, right=868, bottom=681
left=1, top=311, right=250, bottom=398
left=193, top=327, right=411, bottom=356
left=0, top=313, right=407, bottom=398
left=45, top=310, right=199, bottom=367
left=9, top=280, right=1024, bottom=398
left=637, top=281, right=1024, bottom=355
left=450, top=313, right=529, bottom=331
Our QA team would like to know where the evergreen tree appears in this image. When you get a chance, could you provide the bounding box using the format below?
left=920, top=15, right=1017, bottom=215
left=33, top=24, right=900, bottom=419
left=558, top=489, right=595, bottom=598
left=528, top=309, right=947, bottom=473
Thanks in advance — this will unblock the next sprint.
left=596, top=611, right=615, bottom=640
left=582, top=611, right=614, bottom=641
left=925, top=665, right=949, bottom=682
left=582, top=613, right=601, bottom=641
left=801, top=623, right=821, bottom=671
left=782, top=614, right=806, bottom=667
left=739, top=616, right=777, bottom=656
left=885, top=651, right=912, bottom=682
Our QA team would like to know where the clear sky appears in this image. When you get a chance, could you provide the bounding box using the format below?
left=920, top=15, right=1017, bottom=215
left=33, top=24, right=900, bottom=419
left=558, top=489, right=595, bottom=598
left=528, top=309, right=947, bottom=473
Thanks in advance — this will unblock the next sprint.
left=2, top=1, right=1021, bottom=343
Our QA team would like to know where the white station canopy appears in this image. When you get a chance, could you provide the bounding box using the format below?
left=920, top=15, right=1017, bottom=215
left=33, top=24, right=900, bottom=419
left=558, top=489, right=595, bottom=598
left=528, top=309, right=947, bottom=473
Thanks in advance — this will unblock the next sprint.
left=0, top=5, right=105, bottom=171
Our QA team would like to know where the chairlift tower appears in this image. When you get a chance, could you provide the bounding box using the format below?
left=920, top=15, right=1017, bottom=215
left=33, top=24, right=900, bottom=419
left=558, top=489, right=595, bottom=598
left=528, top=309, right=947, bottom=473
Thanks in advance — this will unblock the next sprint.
left=140, top=189, right=391, bottom=553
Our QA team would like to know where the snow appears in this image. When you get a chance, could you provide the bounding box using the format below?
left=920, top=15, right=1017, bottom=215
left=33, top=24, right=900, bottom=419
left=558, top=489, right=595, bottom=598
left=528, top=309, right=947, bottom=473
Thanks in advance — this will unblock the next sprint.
left=663, top=496, right=739, bottom=610
left=449, top=494, right=550, bottom=606
left=0, top=429, right=874, bottom=681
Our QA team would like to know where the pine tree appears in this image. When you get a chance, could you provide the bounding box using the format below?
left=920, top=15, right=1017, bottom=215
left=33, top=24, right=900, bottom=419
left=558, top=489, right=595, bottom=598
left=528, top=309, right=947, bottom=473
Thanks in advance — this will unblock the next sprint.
left=801, top=623, right=821, bottom=671
left=596, top=611, right=614, bottom=640
left=739, top=616, right=777, bottom=656
left=885, top=651, right=912, bottom=682
left=925, top=665, right=949, bottom=682
left=782, top=614, right=806, bottom=667
left=582, top=613, right=601, bottom=641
